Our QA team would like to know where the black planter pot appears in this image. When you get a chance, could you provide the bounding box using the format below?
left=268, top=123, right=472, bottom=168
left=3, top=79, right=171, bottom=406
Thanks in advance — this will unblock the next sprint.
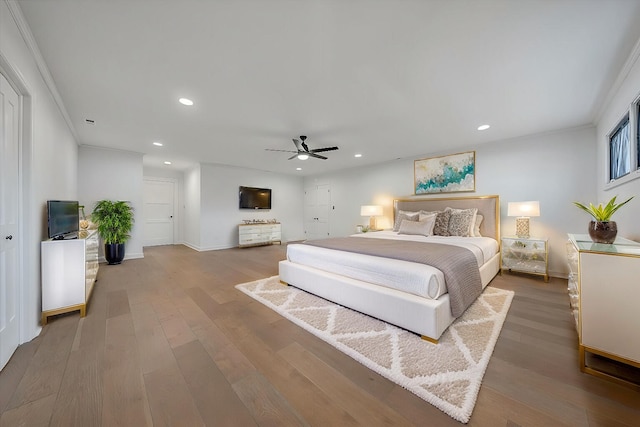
left=104, top=243, right=126, bottom=265
left=588, top=221, right=617, bottom=244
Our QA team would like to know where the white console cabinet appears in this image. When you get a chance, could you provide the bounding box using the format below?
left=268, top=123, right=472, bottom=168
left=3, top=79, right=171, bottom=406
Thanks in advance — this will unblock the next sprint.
left=41, top=229, right=99, bottom=325
left=239, top=223, right=281, bottom=248
left=566, top=234, right=640, bottom=388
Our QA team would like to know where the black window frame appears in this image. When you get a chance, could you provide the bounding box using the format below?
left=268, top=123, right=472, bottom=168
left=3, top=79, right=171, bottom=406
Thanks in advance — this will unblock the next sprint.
left=609, top=115, right=630, bottom=181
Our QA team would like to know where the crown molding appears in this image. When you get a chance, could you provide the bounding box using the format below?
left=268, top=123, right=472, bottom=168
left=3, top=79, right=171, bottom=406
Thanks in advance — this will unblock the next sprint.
left=5, top=0, right=79, bottom=142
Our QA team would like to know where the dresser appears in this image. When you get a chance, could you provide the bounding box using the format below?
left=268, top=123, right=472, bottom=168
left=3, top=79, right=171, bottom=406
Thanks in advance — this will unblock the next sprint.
left=41, top=229, right=99, bottom=325
left=238, top=223, right=282, bottom=248
left=566, top=233, right=640, bottom=388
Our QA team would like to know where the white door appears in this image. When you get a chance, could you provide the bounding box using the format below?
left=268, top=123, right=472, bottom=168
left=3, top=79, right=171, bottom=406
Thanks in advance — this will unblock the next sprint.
left=304, top=184, right=330, bottom=240
left=0, top=73, right=21, bottom=370
left=143, top=179, right=175, bottom=247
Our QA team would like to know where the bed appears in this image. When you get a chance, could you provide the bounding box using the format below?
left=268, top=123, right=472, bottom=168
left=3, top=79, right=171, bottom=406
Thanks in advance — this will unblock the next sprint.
left=279, top=195, right=501, bottom=342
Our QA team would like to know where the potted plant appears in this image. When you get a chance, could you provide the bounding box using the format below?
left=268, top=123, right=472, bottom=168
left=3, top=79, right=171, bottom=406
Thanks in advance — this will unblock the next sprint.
left=91, top=200, right=134, bottom=264
left=573, top=195, right=633, bottom=244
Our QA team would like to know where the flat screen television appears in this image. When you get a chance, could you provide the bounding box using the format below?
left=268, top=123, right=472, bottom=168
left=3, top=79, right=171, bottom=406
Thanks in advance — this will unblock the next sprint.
left=239, top=186, right=272, bottom=210
left=47, top=200, right=80, bottom=240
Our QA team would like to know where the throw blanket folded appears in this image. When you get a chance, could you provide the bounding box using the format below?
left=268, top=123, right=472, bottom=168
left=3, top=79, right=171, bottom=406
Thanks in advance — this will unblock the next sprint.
left=304, top=237, right=482, bottom=317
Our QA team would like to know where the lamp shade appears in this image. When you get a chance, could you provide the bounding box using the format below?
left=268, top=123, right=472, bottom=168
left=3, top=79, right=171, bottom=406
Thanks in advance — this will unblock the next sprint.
left=507, top=201, right=540, bottom=217
left=360, top=205, right=383, bottom=217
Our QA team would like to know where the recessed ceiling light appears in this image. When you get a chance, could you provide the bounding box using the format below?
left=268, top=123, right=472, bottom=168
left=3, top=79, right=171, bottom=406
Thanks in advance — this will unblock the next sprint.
left=296, top=167, right=302, bottom=171
left=163, top=161, right=172, bottom=165
left=477, top=124, right=490, bottom=131
left=153, top=142, right=163, bottom=146
left=354, top=154, right=362, bottom=158
left=178, top=98, right=193, bottom=106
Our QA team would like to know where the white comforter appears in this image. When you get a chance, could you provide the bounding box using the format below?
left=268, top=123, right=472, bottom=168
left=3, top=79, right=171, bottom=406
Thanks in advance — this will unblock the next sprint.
left=286, top=231, right=498, bottom=300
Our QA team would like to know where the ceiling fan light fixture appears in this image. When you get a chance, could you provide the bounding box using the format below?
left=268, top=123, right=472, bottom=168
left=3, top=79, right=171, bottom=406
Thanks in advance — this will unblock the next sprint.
left=297, top=153, right=309, bottom=160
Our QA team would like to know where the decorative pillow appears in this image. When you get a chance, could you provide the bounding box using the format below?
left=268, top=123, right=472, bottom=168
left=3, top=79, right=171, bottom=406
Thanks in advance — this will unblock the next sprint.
left=393, top=210, right=419, bottom=232
left=421, top=210, right=451, bottom=236
left=398, top=215, right=436, bottom=237
left=473, top=214, right=484, bottom=237
left=445, top=207, right=478, bottom=237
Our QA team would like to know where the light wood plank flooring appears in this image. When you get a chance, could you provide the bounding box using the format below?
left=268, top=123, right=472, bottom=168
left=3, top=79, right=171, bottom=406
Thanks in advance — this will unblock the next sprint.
left=1, top=243, right=639, bottom=426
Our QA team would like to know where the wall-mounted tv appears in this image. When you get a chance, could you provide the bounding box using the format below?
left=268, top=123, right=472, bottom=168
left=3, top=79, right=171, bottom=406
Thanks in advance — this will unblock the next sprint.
left=239, top=186, right=272, bottom=210
left=47, top=200, right=79, bottom=240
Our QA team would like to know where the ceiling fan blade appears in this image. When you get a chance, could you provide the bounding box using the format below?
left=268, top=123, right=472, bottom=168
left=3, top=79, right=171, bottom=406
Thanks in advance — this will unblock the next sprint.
left=309, top=153, right=328, bottom=160
left=310, top=146, right=339, bottom=153
left=287, top=154, right=298, bottom=160
left=265, top=149, right=297, bottom=153
left=292, top=138, right=303, bottom=151
left=301, top=142, right=310, bottom=152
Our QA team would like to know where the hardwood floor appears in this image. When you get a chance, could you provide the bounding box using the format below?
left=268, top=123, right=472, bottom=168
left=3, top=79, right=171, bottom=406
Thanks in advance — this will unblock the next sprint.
left=1, top=243, right=639, bottom=426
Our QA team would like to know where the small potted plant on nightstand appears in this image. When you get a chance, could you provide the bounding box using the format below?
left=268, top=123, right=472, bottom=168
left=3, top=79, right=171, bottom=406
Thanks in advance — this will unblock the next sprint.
left=91, top=200, right=134, bottom=264
left=573, top=195, right=633, bottom=244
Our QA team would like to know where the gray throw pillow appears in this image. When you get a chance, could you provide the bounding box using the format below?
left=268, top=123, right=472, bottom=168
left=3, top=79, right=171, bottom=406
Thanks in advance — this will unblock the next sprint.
left=393, top=210, right=419, bottom=232
left=422, top=210, right=451, bottom=236
left=446, top=207, right=478, bottom=237
left=398, top=214, right=437, bottom=237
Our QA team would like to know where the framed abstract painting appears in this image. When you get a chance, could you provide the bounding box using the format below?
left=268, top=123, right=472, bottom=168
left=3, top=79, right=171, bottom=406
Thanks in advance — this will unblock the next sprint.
left=414, top=151, right=475, bottom=194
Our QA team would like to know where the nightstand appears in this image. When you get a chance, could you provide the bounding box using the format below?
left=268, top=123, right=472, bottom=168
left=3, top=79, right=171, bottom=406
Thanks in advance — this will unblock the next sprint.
left=501, top=236, right=549, bottom=282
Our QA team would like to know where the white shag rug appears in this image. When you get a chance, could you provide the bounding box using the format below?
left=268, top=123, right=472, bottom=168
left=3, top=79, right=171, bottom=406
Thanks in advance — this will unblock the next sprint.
left=236, top=276, right=514, bottom=423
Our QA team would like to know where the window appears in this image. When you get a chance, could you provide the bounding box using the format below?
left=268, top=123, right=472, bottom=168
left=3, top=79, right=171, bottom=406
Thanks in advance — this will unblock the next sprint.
left=609, top=115, right=630, bottom=181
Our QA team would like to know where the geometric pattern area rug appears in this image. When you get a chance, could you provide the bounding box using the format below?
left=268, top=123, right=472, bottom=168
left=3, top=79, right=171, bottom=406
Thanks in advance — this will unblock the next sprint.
left=236, top=276, right=514, bottom=423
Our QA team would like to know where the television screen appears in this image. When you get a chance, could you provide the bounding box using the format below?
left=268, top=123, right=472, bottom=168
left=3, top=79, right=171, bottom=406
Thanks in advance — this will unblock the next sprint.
left=239, top=186, right=272, bottom=210
left=47, top=200, right=80, bottom=239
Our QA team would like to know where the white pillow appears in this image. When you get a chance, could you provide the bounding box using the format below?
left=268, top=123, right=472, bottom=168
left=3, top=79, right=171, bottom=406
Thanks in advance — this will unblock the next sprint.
left=398, top=215, right=436, bottom=237
left=473, top=214, right=484, bottom=237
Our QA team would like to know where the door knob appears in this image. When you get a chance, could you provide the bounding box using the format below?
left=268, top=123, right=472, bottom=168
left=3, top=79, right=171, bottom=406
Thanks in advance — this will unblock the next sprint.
left=5, top=235, right=12, bottom=240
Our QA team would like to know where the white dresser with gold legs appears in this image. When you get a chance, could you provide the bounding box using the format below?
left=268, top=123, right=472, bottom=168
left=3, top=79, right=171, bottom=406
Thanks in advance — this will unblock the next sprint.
left=566, top=234, right=640, bottom=389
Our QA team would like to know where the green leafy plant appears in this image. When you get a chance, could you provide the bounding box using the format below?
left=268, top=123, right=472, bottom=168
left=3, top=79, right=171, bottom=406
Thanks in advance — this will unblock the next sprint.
left=573, top=196, right=633, bottom=222
left=91, top=200, right=134, bottom=244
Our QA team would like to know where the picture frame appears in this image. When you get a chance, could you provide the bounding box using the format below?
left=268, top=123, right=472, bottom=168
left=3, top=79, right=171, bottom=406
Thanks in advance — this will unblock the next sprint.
left=414, top=151, right=476, bottom=194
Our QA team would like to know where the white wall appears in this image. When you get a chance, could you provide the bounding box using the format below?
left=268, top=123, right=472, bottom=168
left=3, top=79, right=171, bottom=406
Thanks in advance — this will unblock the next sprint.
left=1, top=1, right=79, bottom=342
left=196, top=163, right=304, bottom=250
left=596, top=41, right=640, bottom=241
left=78, top=146, right=144, bottom=260
left=183, top=164, right=201, bottom=249
left=305, top=126, right=597, bottom=278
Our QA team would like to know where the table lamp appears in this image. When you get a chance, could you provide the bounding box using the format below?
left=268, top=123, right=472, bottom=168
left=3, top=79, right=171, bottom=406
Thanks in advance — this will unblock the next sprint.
left=507, top=201, right=540, bottom=238
left=360, top=205, right=383, bottom=230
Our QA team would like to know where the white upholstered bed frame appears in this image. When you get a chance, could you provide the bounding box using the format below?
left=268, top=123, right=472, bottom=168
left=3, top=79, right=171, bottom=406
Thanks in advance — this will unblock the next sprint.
left=279, top=194, right=501, bottom=342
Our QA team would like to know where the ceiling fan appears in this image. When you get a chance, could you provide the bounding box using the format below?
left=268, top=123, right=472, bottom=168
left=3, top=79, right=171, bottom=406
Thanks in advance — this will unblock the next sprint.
left=265, top=135, right=339, bottom=160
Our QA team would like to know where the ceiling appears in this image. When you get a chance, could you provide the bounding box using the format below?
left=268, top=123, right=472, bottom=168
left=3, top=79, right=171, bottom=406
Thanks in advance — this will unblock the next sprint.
left=17, top=0, right=640, bottom=176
